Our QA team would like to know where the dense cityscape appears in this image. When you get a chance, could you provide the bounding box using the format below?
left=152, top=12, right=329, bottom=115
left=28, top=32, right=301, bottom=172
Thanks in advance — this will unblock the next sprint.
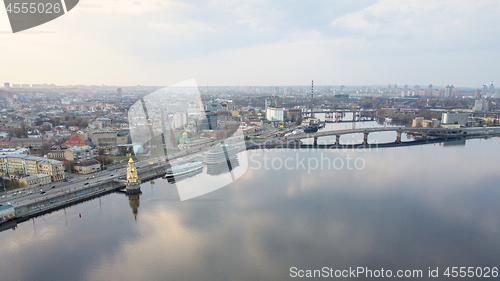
left=0, top=81, right=498, bottom=190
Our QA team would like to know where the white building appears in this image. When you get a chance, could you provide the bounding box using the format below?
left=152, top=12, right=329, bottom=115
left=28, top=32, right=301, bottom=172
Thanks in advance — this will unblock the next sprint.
left=442, top=112, right=469, bottom=126
left=66, top=145, right=93, bottom=162
left=444, top=85, right=454, bottom=97
left=474, top=99, right=489, bottom=112
left=266, top=107, right=284, bottom=122
left=173, top=112, right=188, bottom=129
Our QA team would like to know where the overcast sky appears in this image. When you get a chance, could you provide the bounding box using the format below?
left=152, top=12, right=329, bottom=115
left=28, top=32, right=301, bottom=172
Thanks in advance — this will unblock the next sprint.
left=1, top=0, right=499, bottom=87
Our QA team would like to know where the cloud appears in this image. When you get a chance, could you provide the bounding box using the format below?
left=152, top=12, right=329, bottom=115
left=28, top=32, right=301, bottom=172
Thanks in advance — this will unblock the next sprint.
left=1, top=0, right=500, bottom=86
left=78, top=0, right=180, bottom=15
left=331, top=0, right=500, bottom=44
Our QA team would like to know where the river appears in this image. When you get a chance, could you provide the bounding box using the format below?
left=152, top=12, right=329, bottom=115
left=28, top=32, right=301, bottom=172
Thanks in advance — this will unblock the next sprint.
left=1, top=135, right=500, bottom=280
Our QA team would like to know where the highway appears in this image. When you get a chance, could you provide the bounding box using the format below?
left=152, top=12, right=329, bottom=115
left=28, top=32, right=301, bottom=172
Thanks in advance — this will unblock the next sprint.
left=0, top=149, right=204, bottom=208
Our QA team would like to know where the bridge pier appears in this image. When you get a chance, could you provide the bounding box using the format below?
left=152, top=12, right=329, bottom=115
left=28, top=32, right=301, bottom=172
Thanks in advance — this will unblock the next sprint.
left=396, top=131, right=402, bottom=143
left=363, top=132, right=369, bottom=144
left=313, top=137, right=318, bottom=146
left=421, top=131, right=427, bottom=140
left=335, top=135, right=340, bottom=145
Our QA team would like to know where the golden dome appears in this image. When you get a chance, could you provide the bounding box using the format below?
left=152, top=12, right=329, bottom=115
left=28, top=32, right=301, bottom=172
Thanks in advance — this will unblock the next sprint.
left=128, top=157, right=134, bottom=165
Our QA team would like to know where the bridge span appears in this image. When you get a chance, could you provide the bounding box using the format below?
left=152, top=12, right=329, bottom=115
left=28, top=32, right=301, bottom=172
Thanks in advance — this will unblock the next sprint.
left=282, top=126, right=500, bottom=145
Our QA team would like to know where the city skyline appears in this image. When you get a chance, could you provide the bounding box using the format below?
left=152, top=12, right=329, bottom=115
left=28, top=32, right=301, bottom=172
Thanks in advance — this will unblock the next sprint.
left=0, top=82, right=495, bottom=91
left=1, top=0, right=500, bottom=87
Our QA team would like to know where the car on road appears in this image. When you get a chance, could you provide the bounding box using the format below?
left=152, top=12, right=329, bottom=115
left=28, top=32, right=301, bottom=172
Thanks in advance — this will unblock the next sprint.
left=40, top=191, right=46, bottom=194
left=51, top=185, right=56, bottom=189
left=109, top=174, right=113, bottom=177
left=1, top=195, right=4, bottom=198
left=84, top=182, right=89, bottom=185
left=28, top=191, right=32, bottom=195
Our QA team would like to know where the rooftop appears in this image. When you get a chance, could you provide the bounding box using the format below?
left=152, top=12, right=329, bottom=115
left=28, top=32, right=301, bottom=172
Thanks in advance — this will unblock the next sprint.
left=0, top=205, right=14, bottom=212
left=64, top=138, right=87, bottom=144
left=23, top=174, right=51, bottom=181
left=68, top=145, right=92, bottom=152
left=6, top=154, right=28, bottom=159
left=75, top=160, right=100, bottom=166
left=24, top=156, right=43, bottom=161
left=38, top=159, right=63, bottom=165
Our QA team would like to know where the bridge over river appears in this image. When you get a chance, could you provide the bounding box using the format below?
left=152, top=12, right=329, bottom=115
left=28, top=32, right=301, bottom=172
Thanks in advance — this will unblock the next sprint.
left=267, top=126, right=500, bottom=146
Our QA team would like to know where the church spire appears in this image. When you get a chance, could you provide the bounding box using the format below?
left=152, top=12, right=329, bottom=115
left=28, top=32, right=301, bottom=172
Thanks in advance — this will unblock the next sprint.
left=126, top=155, right=139, bottom=184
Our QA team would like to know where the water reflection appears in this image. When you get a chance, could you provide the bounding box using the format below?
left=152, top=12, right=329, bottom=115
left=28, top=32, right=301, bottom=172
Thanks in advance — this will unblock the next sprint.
left=206, top=157, right=240, bottom=176
left=127, top=192, right=141, bottom=221
left=165, top=167, right=203, bottom=184
left=441, top=138, right=467, bottom=146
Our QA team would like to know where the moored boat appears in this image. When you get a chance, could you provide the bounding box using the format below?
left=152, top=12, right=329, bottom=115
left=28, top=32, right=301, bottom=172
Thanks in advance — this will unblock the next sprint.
left=165, top=162, right=204, bottom=178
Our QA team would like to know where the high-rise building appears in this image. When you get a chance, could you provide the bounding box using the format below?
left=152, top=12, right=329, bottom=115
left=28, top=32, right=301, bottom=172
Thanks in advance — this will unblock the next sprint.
left=3, top=83, right=9, bottom=90
left=474, top=99, right=489, bottom=112
left=444, top=85, right=454, bottom=97
left=272, top=86, right=279, bottom=96
left=413, top=85, right=420, bottom=97
left=482, top=84, right=488, bottom=97
left=173, top=112, right=188, bottom=129
left=403, top=85, right=408, bottom=97
left=489, top=81, right=495, bottom=97
left=427, top=84, right=433, bottom=97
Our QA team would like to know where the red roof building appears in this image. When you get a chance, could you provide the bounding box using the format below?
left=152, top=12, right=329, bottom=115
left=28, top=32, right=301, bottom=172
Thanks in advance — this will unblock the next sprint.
left=64, top=138, right=87, bottom=147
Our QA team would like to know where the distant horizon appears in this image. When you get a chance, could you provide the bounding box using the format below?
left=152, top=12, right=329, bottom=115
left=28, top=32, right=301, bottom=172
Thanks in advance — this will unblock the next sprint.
left=1, top=83, right=493, bottom=90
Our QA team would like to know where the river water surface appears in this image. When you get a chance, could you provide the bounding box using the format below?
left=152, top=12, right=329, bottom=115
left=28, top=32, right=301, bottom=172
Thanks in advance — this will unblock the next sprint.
left=1, top=135, right=500, bottom=280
